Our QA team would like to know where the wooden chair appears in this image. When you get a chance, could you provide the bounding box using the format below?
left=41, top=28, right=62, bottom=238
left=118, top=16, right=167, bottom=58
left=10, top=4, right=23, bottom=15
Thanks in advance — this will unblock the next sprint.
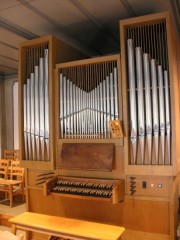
left=0, top=166, right=25, bottom=207
left=10, top=166, right=25, bottom=202
left=4, top=149, right=19, bottom=161
left=4, top=150, right=20, bottom=178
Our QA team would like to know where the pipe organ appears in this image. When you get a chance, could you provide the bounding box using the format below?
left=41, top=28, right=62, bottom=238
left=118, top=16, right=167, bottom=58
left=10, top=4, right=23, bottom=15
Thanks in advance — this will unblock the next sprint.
left=18, top=12, right=180, bottom=240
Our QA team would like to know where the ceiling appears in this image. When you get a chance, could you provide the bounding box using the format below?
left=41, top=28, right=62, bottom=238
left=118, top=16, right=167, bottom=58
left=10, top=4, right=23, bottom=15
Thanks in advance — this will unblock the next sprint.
left=0, top=0, right=179, bottom=77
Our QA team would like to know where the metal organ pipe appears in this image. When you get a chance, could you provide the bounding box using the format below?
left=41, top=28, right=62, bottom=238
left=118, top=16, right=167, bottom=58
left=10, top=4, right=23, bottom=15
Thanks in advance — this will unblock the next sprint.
left=151, top=59, right=159, bottom=165
left=143, top=53, right=152, bottom=164
left=39, top=56, right=45, bottom=160
left=26, top=78, right=31, bottom=160
left=135, top=47, right=145, bottom=164
left=158, top=65, right=165, bottom=164
left=30, top=72, right=35, bottom=160
left=164, top=71, right=171, bottom=165
left=127, top=39, right=137, bottom=165
left=34, top=65, right=40, bottom=161
left=23, top=84, right=28, bottom=160
left=44, top=48, right=49, bottom=160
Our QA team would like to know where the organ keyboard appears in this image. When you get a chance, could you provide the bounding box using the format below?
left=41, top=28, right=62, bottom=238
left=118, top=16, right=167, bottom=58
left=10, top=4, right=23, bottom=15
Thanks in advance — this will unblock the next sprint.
left=44, top=176, right=124, bottom=204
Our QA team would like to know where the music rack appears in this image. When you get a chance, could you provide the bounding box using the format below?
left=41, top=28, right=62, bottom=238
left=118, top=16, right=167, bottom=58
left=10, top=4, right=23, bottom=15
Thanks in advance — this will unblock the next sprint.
left=44, top=176, right=124, bottom=204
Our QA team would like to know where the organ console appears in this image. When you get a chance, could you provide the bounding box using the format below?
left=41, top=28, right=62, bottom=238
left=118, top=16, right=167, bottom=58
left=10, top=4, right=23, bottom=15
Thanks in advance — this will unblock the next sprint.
left=44, top=176, right=125, bottom=204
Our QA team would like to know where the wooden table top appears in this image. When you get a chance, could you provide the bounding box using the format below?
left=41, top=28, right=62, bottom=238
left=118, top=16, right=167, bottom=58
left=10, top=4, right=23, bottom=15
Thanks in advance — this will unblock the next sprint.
left=9, top=212, right=125, bottom=240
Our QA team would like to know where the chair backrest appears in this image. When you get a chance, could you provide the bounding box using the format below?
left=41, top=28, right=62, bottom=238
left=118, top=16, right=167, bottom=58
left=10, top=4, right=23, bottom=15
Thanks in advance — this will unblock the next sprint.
left=0, top=160, right=8, bottom=179
left=4, top=149, right=19, bottom=161
left=0, top=159, right=9, bottom=166
left=10, top=166, right=25, bottom=181
left=11, top=160, right=20, bottom=167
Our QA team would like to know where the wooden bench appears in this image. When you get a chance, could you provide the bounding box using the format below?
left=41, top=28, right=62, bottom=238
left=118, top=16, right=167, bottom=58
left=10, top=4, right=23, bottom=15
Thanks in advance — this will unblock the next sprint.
left=9, top=212, right=125, bottom=240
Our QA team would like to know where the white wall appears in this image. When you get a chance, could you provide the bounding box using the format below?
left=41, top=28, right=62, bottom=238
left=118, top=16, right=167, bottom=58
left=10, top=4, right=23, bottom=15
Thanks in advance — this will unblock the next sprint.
left=4, top=76, right=18, bottom=150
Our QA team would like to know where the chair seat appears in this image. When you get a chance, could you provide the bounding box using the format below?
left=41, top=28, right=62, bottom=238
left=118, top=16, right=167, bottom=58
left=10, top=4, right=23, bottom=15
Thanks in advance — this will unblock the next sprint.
left=0, top=184, right=8, bottom=189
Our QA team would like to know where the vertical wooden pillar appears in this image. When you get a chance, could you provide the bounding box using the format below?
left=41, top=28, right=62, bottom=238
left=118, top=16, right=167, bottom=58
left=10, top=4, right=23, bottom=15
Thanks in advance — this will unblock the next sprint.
left=0, top=75, right=6, bottom=157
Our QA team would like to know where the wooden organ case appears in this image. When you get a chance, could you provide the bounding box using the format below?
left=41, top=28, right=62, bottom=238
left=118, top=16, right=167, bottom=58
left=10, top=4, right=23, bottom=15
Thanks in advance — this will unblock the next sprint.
left=47, top=55, right=125, bottom=204
left=120, top=12, right=180, bottom=240
left=18, top=12, right=180, bottom=240
left=19, top=35, right=86, bottom=170
left=19, top=38, right=125, bottom=239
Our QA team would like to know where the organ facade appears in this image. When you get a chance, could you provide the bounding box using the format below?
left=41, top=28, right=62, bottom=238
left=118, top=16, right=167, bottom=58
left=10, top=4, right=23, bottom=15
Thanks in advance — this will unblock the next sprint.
left=19, top=12, right=180, bottom=240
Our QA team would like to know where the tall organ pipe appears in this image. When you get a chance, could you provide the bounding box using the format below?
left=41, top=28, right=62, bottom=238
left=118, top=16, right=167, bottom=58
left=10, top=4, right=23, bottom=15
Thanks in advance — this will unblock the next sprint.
left=164, top=71, right=171, bottom=164
left=114, top=67, right=119, bottom=120
left=158, top=65, right=165, bottom=164
left=23, top=84, right=28, bottom=160
left=39, top=56, right=45, bottom=160
left=151, top=59, right=159, bottom=164
left=106, top=75, right=110, bottom=138
left=59, top=73, right=64, bottom=139
left=44, top=49, right=49, bottom=160
left=34, top=65, right=40, bottom=160
left=135, top=47, right=145, bottom=164
left=127, top=39, right=137, bottom=165
left=63, top=76, right=67, bottom=137
left=27, top=78, right=31, bottom=160
left=143, top=53, right=152, bottom=164
left=30, top=73, right=35, bottom=160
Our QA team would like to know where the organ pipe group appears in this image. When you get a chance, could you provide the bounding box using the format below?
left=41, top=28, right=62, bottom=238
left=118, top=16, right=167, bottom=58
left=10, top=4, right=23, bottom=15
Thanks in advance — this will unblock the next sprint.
left=23, top=45, right=49, bottom=161
left=127, top=21, right=171, bottom=165
left=59, top=61, right=119, bottom=139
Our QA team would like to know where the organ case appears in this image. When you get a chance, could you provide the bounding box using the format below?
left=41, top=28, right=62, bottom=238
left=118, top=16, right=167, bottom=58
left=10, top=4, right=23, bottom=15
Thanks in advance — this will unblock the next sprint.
left=51, top=54, right=125, bottom=202
left=119, top=12, right=180, bottom=240
left=19, top=35, right=86, bottom=170
left=120, top=12, right=180, bottom=176
left=55, top=55, right=124, bottom=176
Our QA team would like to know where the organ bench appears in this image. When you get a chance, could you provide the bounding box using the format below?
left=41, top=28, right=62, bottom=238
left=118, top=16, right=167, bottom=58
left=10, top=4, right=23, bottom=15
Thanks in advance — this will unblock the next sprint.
left=9, top=212, right=125, bottom=240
